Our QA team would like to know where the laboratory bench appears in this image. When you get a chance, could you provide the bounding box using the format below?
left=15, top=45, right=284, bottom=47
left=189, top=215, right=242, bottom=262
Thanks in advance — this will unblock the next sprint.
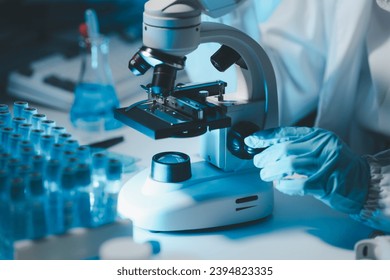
left=4, top=100, right=377, bottom=260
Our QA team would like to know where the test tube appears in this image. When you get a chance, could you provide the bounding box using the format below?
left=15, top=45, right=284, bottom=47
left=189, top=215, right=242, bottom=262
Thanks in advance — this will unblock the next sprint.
left=11, top=117, right=27, bottom=134
left=51, top=126, right=66, bottom=143
left=0, top=104, right=9, bottom=112
left=21, top=107, right=38, bottom=124
left=60, top=167, right=78, bottom=231
left=0, top=111, right=11, bottom=127
left=31, top=155, right=45, bottom=173
left=45, top=159, right=63, bottom=235
left=0, top=171, right=13, bottom=259
left=7, top=158, right=21, bottom=178
left=9, top=177, right=28, bottom=241
left=92, top=153, right=108, bottom=182
left=30, top=129, right=44, bottom=154
left=41, top=120, right=56, bottom=135
left=76, top=145, right=91, bottom=164
left=64, top=139, right=79, bottom=152
left=40, top=135, right=55, bottom=160
left=17, top=165, right=32, bottom=190
left=20, top=140, right=33, bottom=150
left=13, top=101, right=28, bottom=118
left=1, top=127, right=14, bottom=150
left=8, top=134, right=22, bottom=157
left=28, top=172, right=49, bottom=239
left=20, top=147, right=35, bottom=167
left=75, top=163, right=94, bottom=228
left=0, top=169, right=9, bottom=196
left=18, top=123, right=32, bottom=140
left=58, top=133, right=72, bottom=144
left=50, top=143, right=64, bottom=161
left=92, top=153, right=108, bottom=226
left=0, top=153, right=11, bottom=170
left=104, top=158, right=123, bottom=224
left=66, top=157, right=79, bottom=168
left=31, top=114, right=47, bottom=130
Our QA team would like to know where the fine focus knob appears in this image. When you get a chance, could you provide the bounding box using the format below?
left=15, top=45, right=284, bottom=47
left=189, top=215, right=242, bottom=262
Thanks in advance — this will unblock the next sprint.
left=227, top=121, right=265, bottom=159
left=151, top=151, right=192, bottom=182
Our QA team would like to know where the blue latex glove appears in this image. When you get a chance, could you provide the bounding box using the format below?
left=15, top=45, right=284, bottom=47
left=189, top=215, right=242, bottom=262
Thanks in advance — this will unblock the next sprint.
left=244, top=127, right=371, bottom=214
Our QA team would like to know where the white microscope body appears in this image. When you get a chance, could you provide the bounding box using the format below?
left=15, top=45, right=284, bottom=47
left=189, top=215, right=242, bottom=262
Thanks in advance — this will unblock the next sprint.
left=117, top=0, right=279, bottom=231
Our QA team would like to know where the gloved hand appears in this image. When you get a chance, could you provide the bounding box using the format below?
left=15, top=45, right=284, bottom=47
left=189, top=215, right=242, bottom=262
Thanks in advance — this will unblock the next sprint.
left=244, top=127, right=371, bottom=214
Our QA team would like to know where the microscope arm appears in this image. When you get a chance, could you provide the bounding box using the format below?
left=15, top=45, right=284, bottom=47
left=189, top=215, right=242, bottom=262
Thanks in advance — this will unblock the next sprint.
left=199, top=22, right=278, bottom=129
left=196, top=22, right=278, bottom=171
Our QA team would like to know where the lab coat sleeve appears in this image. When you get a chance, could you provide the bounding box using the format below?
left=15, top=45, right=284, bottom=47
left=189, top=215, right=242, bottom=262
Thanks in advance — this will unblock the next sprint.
left=351, top=150, right=390, bottom=232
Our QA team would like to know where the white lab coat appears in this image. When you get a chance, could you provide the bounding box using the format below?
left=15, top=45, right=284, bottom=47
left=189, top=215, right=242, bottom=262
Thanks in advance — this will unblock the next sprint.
left=186, top=0, right=390, bottom=232
left=187, top=0, right=390, bottom=155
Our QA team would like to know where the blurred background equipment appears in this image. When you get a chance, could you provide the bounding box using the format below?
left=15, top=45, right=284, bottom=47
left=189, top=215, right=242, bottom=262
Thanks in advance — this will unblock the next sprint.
left=0, top=0, right=148, bottom=107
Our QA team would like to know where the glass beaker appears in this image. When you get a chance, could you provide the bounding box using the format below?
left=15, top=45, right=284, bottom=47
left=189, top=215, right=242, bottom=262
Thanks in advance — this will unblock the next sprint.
left=70, top=35, right=122, bottom=132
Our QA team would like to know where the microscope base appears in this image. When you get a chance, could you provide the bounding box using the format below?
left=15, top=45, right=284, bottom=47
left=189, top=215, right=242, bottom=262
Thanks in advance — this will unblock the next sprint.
left=117, top=161, right=273, bottom=231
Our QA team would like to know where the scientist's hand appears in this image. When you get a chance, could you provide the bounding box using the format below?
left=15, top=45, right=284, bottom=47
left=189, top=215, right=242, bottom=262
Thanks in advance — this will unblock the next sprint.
left=244, top=127, right=371, bottom=214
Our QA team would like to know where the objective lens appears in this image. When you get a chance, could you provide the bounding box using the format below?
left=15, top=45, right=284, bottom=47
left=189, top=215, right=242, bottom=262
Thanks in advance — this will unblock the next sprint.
left=151, top=64, right=177, bottom=96
left=128, top=52, right=151, bottom=76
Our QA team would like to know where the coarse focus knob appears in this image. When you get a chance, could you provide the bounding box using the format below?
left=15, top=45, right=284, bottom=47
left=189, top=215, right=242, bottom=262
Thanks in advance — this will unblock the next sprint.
left=227, top=121, right=265, bottom=159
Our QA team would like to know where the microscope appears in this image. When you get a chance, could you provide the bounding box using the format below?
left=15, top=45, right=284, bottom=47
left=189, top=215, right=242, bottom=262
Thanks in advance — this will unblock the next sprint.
left=115, top=0, right=279, bottom=231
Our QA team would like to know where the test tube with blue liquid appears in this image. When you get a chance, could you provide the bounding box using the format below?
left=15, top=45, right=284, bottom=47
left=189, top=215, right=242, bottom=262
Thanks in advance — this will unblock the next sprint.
left=0, top=104, right=9, bottom=112
left=92, top=153, right=108, bottom=225
left=0, top=110, right=11, bottom=127
left=13, top=101, right=28, bottom=118
left=31, top=113, right=46, bottom=130
left=30, top=129, right=44, bottom=154
left=60, top=167, right=78, bottom=231
left=40, top=134, right=55, bottom=160
left=9, top=133, right=22, bottom=157
left=21, top=107, right=38, bottom=124
left=104, top=159, right=123, bottom=224
left=45, top=159, right=63, bottom=234
left=51, top=126, right=66, bottom=143
left=19, top=123, right=32, bottom=140
left=0, top=169, right=13, bottom=260
left=11, top=117, right=26, bottom=133
left=20, top=147, right=35, bottom=166
left=7, top=158, right=21, bottom=178
left=76, top=145, right=91, bottom=164
left=58, top=133, right=72, bottom=144
left=66, top=157, right=79, bottom=168
left=75, top=163, right=95, bottom=227
left=41, top=120, right=56, bottom=135
left=17, top=165, right=32, bottom=186
left=0, top=153, right=11, bottom=170
left=9, top=177, right=28, bottom=241
left=51, top=143, right=64, bottom=161
left=28, top=172, right=49, bottom=239
left=1, top=127, right=14, bottom=151
left=32, top=155, right=45, bottom=173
